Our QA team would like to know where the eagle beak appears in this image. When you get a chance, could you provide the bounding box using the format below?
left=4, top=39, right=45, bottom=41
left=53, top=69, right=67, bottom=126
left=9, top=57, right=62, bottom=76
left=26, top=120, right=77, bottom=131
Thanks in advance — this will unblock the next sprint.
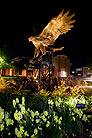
left=28, top=38, right=30, bottom=42
left=28, top=37, right=32, bottom=42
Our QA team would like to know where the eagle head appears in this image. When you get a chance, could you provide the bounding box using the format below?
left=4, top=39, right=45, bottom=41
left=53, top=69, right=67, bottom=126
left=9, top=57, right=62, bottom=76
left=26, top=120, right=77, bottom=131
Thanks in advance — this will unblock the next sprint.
left=28, top=36, right=35, bottom=42
left=28, top=36, right=40, bottom=49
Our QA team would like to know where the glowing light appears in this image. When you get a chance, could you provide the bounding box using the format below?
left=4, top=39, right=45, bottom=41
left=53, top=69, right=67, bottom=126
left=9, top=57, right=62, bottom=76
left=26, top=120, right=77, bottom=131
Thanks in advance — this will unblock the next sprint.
left=72, top=71, right=75, bottom=74
left=10, top=69, right=12, bottom=76
left=60, top=71, right=67, bottom=77
left=0, top=57, right=4, bottom=63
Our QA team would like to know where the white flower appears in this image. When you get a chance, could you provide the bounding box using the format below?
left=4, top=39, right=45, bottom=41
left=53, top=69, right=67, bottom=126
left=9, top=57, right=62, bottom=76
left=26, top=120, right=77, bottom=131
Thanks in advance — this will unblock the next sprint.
left=72, top=116, right=75, bottom=121
left=58, top=97, right=62, bottom=103
left=0, top=123, right=4, bottom=131
left=5, top=119, right=14, bottom=126
left=20, top=126, right=25, bottom=134
left=40, top=115, right=47, bottom=122
left=35, top=111, right=39, bottom=116
left=82, top=114, right=87, bottom=122
left=14, top=110, right=23, bottom=121
left=59, top=127, right=61, bottom=130
left=13, top=100, right=16, bottom=108
left=54, top=115, right=58, bottom=123
left=59, top=116, right=62, bottom=120
left=22, top=97, right=25, bottom=105
left=21, top=106, right=26, bottom=114
left=36, top=119, right=40, bottom=123
left=38, top=126, right=42, bottom=130
left=48, top=99, right=54, bottom=105
left=46, top=121, right=50, bottom=127
left=31, top=111, right=35, bottom=118
left=15, top=127, right=22, bottom=138
left=16, top=98, right=19, bottom=103
left=43, top=111, right=48, bottom=116
left=34, top=128, right=38, bottom=135
left=24, top=131, right=29, bottom=137
left=0, top=107, right=4, bottom=120
left=55, top=101, right=60, bottom=107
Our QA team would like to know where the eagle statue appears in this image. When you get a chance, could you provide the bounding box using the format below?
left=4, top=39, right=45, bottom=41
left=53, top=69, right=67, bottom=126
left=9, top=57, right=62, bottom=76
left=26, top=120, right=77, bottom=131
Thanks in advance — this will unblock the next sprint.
left=28, top=9, right=75, bottom=59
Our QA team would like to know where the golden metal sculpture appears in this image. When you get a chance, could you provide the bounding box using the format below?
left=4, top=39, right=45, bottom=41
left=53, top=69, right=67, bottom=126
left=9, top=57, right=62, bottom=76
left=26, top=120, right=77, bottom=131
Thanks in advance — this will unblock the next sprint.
left=48, top=47, right=64, bottom=52
left=28, top=9, right=75, bottom=59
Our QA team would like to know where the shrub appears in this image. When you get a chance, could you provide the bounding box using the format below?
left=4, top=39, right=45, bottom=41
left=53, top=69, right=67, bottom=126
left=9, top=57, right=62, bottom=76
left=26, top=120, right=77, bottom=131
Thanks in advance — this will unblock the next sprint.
left=0, top=76, right=92, bottom=137
left=0, top=96, right=92, bottom=138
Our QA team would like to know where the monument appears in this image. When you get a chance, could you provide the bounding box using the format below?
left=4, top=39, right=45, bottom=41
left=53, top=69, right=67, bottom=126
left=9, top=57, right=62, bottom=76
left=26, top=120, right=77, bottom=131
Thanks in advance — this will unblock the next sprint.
left=28, top=9, right=75, bottom=79
left=28, top=9, right=75, bottom=59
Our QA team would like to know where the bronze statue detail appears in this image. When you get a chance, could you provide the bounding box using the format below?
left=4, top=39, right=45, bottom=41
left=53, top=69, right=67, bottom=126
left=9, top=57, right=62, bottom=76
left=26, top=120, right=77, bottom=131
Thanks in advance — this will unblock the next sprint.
left=28, top=9, right=75, bottom=59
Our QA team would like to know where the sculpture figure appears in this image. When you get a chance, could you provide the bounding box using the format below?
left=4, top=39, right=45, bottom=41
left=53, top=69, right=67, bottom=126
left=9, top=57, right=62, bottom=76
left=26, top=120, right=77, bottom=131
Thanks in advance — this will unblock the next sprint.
left=28, top=9, right=75, bottom=59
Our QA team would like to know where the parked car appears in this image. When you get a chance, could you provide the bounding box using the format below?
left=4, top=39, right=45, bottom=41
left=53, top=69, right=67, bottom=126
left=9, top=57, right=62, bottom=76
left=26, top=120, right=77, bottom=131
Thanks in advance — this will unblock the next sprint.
left=82, top=73, right=92, bottom=82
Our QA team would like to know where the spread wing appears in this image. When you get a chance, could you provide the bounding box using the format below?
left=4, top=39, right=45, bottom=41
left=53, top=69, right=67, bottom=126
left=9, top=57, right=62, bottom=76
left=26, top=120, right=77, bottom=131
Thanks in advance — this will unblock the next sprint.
left=39, top=9, right=75, bottom=46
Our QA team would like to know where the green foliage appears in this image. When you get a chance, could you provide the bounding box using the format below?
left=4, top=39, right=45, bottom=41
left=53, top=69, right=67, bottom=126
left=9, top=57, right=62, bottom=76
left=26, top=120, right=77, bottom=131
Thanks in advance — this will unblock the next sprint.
left=0, top=57, right=9, bottom=69
left=0, top=93, right=92, bottom=138
left=12, top=57, right=29, bottom=71
left=0, top=41, right=13, bottom=62
left=0, top=77, right=92, bottom=137
left=0, top=41, right=13, bottom=69
left=0, top=97, right=81, bottom=137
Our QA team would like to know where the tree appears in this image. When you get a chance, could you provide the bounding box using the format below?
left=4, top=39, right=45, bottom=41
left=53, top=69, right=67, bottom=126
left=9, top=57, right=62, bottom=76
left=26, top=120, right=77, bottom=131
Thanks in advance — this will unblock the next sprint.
left=0, top=41, right=13, bottom=77
left=0, top=55, right=11, bottom=77
left=0, top=41, right=13, bottom=61
left=11, top=57, right=29, bottom=75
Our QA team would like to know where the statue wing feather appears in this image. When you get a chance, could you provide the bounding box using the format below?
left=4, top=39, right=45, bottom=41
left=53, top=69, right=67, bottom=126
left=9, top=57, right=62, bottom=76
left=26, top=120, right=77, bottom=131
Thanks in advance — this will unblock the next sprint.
left=39, top=9, right=75, bottom=45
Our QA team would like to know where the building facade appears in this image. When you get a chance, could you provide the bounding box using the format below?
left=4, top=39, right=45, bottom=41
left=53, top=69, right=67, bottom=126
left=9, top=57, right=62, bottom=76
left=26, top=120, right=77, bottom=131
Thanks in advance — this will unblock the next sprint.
left=1, top=69, right=27, bottom=76
left=76, top=67, right=89, bottom=76
left=1, top=55, right=71, bottom=78
left=53, top=55, right=71, bottom=77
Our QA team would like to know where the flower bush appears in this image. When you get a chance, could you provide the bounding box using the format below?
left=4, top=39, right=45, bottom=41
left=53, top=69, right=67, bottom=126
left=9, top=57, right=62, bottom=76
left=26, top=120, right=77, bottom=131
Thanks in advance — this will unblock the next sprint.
left=0, top=96, right=92, bottom=138
left=0, top=77, right=7, bottom=90
left=0, top=77, right=38, bottom=94
left=0, top=76, right=92, bottom=137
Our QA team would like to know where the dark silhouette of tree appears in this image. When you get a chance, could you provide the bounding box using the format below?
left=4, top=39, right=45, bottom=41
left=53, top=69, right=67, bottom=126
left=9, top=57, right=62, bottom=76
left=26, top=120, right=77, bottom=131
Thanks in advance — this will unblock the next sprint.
left=0, top=41, right=13, bottom=77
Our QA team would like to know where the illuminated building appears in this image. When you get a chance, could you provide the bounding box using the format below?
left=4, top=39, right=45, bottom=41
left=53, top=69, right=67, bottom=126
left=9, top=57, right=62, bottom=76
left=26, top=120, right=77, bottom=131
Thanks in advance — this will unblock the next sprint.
left=1, top=54, right=71, bottom=78
left=1, top=68, right=27, bottom=76
left=76, top=67, right=89, bottom=76
left=53, top=55, right=71, bottom=77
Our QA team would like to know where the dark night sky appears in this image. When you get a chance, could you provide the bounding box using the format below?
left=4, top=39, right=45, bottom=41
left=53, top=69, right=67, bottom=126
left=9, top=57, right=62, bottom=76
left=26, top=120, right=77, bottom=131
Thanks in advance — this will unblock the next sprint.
left=0, top=4, right=92, bottom=70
